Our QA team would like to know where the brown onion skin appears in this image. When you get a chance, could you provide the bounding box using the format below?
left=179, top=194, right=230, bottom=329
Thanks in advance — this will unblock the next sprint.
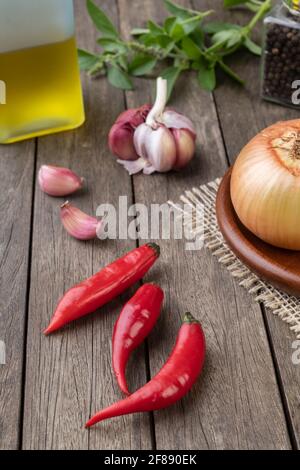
left=230, top=119, right=300, bottom=250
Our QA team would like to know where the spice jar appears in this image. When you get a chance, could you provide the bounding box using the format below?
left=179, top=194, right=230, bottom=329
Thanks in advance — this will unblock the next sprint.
left=262, top=0, right=300, bottom=108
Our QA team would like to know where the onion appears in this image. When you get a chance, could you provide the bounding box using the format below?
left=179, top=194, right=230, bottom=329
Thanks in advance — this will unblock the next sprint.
left=230, top=119, right=300, bottom=250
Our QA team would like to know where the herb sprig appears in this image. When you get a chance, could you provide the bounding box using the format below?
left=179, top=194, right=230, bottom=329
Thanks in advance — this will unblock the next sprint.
left=78, top=0, right=271, bottom=99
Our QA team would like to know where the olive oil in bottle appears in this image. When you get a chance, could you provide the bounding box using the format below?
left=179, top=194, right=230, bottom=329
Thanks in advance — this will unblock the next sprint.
left=0, top=0, right=85, bottom=144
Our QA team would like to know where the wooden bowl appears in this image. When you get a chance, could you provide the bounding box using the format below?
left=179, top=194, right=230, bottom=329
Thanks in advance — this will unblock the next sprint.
left=216, top=169, right=300, bottom=297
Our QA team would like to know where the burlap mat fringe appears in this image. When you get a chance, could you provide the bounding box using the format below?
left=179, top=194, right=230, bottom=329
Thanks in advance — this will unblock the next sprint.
left=169, top=178, right=300, bottom=338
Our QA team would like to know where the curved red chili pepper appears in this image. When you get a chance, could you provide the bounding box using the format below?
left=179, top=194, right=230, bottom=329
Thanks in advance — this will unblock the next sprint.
left=113, top=283, right=164, bottom=395
left=44, top=244, right=160, bottom=335
left=86, top=313, right=205, bottom=428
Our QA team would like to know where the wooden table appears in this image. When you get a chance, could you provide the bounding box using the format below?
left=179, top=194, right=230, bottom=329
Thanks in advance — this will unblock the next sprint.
left=1, top=0, right=300, bottom=450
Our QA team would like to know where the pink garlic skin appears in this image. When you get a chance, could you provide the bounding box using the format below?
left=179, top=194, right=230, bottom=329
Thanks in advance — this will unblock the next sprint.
left=38, top=165, right=83, bottom=197
left=61, top=202, right=102, bottom=241
left=108, top=104, right=151, bottom=161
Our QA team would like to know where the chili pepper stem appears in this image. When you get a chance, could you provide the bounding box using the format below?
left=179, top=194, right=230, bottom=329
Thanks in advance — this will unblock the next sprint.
left=146, top=242, right=160, bottom=256
left=183, top=312, right=199, bottom=324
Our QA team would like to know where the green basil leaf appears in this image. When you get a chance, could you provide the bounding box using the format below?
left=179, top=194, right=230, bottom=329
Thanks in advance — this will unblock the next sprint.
left=161, top=66, right=181, bottom=101
left=86, top=0, right=119, bottom=38
left=227, top=30, right=243, bottom=48
left=163, top=0, right=194, bottom=19
left=164, top=17, right=177, bottom=34
left=164, top=18, right=185, bottom=41
left=141, top=33, right=173, bottom=49
left=204, top=22, right=241, bottom=34
left=181, top=37, right=202, bottom=59
left=190, top=29, right=205, bottom=49
left=181, top=17, right=203, bottom=36
left=243, top=36, right=262, bottom=55
left=197, top=61, right=216, bottom=91
left=117, top=55, right=129, bottom=71
left=212, top=29, right=242, bottom=48
left=97, top=38, right=127, bottom=53
left=107, top=65, right=133, bottom=90
left=156, top=35, right=175, bottom=52
left=171, top=23, right=185, bottom=40
left=78, top=49, right=99, bottom=71
left=128, top=55, right=157, bottom=76
left=147, top=20, right=164, bottom=35
left=138, top=33, right=157, bottom=45
left=142, top=34, right=174, bottom=54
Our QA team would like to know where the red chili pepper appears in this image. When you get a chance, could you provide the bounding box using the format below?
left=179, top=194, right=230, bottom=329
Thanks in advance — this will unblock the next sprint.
left=44, top=243, right=160, bottom=335
left=86, top=313, right=205, bottom=428
left=113, top=283, right=164, bottom=395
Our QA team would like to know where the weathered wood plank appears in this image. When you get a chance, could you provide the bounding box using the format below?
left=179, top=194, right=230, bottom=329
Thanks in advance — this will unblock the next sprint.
left=118, top=0, right=291, bottom=449
left=198, top=0, right=300, bottom=448
left=22, top=0, right=152, bottom=450
left=0, top=141, right=35, bottom=449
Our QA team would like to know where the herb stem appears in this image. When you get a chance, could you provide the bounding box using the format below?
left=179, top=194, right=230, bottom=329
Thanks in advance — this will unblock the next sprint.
left=218, top=60, right=244, bottom=85
left=250, top=0, right=264, bottom=6
left=245, top=0, right=271, bottom=33
left=180, top=11, right=214, bottom=24
left=127, top=41, right=183, bottom=60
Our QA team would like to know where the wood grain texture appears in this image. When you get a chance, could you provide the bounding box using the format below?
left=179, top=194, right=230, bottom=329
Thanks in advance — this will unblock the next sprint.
left=196, top=0, right=300, bottom=447
left=0, top=141, right=35, bottom=449
left=22, top=0, right=152, bottom=450
left=1, top=0, right=298, bottom=451
left=118, top=0, right=290, bottom=450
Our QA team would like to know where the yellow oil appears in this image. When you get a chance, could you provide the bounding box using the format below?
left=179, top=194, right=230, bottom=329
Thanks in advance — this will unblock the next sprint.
left=0, top=37, right=85, bottom=144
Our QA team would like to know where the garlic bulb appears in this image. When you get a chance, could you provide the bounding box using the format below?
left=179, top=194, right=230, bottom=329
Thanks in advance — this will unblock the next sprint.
left=38, top=165, right=84, bottom=197
left=109, top=77, right=196, bottom=175
left=61, top=202, right=103, bottom=241
left=231, top=119, right=300, bottom=250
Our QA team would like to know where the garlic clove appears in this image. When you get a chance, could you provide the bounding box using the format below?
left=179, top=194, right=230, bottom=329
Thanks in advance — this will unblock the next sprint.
left=60, top=202, right=103, bottom=241
left=134, top=123, right=177, bottom=173
left=162, top=109, right=196, bottom=137
left=38, top=165, right=84, bottom=197
left=133, top=124, right=152, bottom=161
left=109, top=122, right=139, bottom=161
left=109, top=105, right=151, bottom=161
left=146, top=125, right=177, bottom=173
left=172, top=128, right=196, bottom=170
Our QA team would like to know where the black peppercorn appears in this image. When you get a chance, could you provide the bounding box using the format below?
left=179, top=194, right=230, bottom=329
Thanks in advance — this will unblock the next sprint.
left=262, top=21, right=300, bottom=106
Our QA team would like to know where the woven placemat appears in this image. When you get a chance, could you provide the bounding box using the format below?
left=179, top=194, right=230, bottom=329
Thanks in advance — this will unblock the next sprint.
left=169, top=178, right=300, bottom=339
